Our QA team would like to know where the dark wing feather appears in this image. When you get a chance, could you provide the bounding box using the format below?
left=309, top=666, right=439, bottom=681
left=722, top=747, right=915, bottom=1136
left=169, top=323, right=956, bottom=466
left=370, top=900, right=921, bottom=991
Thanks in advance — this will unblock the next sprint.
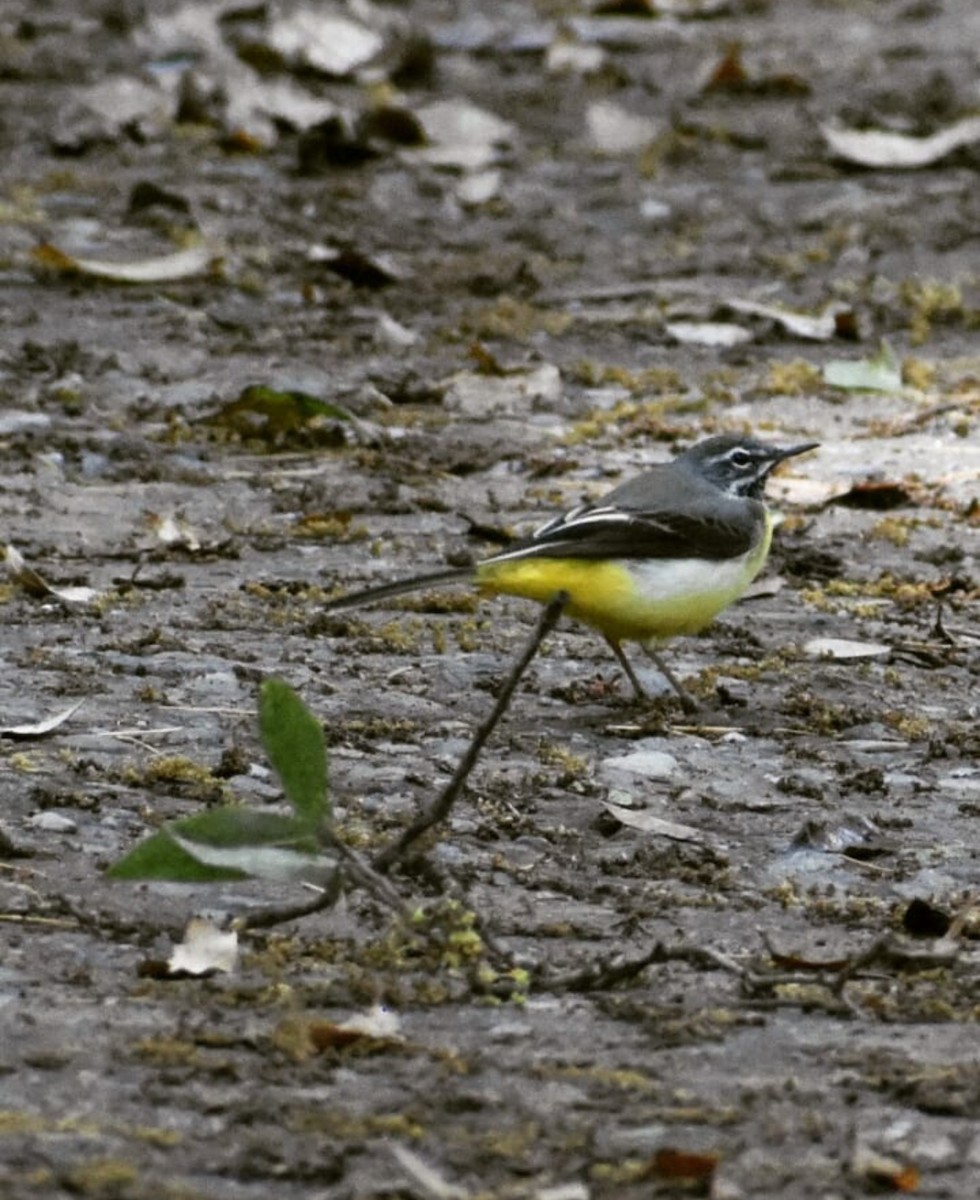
left=487, top=495, right=760, bottom=564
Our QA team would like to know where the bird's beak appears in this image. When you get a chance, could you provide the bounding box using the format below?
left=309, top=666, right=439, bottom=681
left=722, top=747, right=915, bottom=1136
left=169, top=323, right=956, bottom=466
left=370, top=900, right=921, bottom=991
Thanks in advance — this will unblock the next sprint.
left=775, top=441, right=819, bottom=462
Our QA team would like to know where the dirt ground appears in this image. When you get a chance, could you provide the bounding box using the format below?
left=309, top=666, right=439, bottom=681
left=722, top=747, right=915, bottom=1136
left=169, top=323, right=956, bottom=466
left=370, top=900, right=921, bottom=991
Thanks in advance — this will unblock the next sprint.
left=1, top=1, right=979, bottom=1196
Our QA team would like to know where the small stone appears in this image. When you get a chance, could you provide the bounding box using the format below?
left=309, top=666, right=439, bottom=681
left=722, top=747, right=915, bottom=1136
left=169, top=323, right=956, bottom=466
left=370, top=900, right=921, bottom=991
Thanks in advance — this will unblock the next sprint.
left=28, top=812, right=78, bottom=834
left=910, top=1131, right=958, bottom=1166
left=599, top=750, right=678, bottom=782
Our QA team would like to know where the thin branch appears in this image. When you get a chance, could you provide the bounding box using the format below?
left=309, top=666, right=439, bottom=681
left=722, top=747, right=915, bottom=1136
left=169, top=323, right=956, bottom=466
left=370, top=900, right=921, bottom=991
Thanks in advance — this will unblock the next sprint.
left=237, top=870, right=343, bottom=931
left=372, top=592, right=568, bottom=874
left=537, top=940, right=750, bottom=993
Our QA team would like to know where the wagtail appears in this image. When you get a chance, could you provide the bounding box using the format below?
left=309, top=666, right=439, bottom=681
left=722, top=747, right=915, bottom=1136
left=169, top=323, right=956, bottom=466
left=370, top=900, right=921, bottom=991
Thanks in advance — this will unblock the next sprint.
left=322, top=434, right=818, bottom=709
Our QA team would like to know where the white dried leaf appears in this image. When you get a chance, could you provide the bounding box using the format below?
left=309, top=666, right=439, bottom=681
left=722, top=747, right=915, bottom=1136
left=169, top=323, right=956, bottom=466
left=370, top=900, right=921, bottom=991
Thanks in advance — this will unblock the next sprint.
left=233, top=78, right=338, bottom=133
left=601, top=802, right=711, bottom=845
left=389, top=1143, right=468, bottom=1200
left=138, top=2, right=225, bottom=57
left=168, top=916, right=239, bottom=977
left=586, top=101, right=661, bottom=155
left=268, top=10, right=383, bottom=77
left=2, top=544, right=102, bottom=606
left=413, top=142, right=499, bottom=171
left=412, top=100, right=515, bottom=170
left=0, top=699, right=85, bottom=740
left=75, top=77, right=170, bottom=132
left=34, top=242, right=220, bottom=285
left=766, top=476, right=841, bottom=507
left=726, top=298, right=850, bottom=341
left=375, top=312, right=419, bottom=349
left=665, top=320, right=753, bottom=348
left=545, top=38, right=606, bottom=76
left=146, top=512, right=201, bottom=551
left=654, top=0, right=731, bottom=12
left=455, top=169, right=502, bottom=207
left=416, top=99, right=514, bottom=148
left=804, top=638, right=891, bottom=661
left=337, top=1004, right=402, bottom=1039
left=821, top=116, right=980, bottom=168
left=600, top=750, right=679, bottom=782
left=29, top=811, right=78, bottom=833
left=535, top=1186, right=591, bottom=1200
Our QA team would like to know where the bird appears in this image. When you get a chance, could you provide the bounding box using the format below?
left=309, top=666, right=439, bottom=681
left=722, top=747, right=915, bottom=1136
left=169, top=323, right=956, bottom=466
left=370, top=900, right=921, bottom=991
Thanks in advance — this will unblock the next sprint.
left=321, top=434, right=818, bottom=710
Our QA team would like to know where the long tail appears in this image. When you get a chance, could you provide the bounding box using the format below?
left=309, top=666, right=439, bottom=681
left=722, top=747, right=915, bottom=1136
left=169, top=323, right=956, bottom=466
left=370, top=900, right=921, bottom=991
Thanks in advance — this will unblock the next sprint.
left=322, top=566, right=476, bottom=613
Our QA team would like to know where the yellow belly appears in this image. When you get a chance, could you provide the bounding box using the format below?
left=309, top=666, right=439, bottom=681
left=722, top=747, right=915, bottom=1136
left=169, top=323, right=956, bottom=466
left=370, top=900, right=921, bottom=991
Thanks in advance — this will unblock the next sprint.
left=475, top=519, right=773, bottom=644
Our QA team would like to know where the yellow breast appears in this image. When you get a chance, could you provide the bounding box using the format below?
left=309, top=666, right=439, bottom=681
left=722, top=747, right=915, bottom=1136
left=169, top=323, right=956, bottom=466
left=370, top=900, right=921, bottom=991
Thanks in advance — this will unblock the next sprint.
left=475, top=516, right=773, bottom=644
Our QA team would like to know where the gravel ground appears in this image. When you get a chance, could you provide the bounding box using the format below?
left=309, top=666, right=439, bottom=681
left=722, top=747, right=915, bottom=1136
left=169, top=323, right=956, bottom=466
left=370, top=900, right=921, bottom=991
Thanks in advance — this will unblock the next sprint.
left=0, top=2, right=978, bottom=1197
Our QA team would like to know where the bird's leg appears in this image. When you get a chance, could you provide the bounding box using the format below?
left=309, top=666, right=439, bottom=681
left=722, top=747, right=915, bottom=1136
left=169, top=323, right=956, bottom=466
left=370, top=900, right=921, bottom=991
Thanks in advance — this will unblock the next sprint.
left=603, top=637, right=647, bottom=700
left=639, top=644, right=700, bottom=714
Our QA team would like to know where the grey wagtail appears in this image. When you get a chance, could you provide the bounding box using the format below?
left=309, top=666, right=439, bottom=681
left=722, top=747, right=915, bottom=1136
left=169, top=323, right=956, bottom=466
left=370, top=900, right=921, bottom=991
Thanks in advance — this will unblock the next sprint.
left=322, top=434, right=818, bottom=709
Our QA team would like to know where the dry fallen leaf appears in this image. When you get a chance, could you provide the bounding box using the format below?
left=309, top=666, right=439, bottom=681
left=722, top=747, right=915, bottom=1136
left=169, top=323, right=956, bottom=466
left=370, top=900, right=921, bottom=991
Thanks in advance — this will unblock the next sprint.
left=642, top=1147, right=719, bottom=1183
left=703, top=43, right=810, bottom=95
left=726, top=297, right=855, bottom=341
left=602, top=801, right=713, bottom=846
left=803, top=638, right=891, bottom=661
left=389, top=1143, right=469, bottom=1200
left=305, top=1005, right=404, bottom=1054
left=0, top=699, right=85, bottom=740
left=308, top=245, right=405, bottom=288
left=2, top=543, right=102, bottom=606
left=595, top=0, right=731, bottom=15
left=822, top=115, right=980, bottom=168
left=266, top=9, right=383, bottom=78
left=272, top=1005, right=404, bottom=1060
left=411, top=99, right=515, bottom=170
left=33, top=241, right=221, bottom=285
left=828, top=480, right=914, bottom=510
left=145, top=513, right=202, bottom=552
left=851, top=1144, right=920, bottom=1192
left=545, top=35, right=606, bottom=76
left=665, top=320, right=753, bottom=348
left=165, top=916, right=239, bottom=978
left=586, top=100, right=662, bottom=155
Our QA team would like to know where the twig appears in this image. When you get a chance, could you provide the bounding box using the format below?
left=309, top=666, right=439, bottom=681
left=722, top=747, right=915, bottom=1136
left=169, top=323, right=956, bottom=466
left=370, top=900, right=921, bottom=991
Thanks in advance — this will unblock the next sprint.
left=0, top=913, right=81, bottom=929
left=333, top=840, right=414, bottom=917
left=389, top=1143, right=468, bottom=1200
left=237, top=869, right=343, bottom=931
left=239, top=840, right=412, bottom=932
left=538, top=940, right=750, bottom=993
left=858, top=394, right=980, bottom=438
left=372, top=592, right=568, bottom=873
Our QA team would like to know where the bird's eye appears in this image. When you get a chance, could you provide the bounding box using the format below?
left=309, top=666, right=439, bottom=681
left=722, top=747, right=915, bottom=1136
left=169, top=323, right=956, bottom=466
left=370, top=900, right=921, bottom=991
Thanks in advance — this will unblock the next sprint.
left=729, top=448, right=753, bottom=469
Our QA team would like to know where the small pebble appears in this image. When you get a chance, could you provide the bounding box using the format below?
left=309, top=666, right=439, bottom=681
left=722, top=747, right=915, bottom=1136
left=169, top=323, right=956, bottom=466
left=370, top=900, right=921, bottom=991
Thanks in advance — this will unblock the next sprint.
left=28, top=812, right=78, bottom=833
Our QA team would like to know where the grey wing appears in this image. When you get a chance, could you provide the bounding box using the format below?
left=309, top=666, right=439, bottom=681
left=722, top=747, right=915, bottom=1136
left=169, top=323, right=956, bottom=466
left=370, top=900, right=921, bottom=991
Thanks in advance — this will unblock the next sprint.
left=487, top=496, right=760, bottom=564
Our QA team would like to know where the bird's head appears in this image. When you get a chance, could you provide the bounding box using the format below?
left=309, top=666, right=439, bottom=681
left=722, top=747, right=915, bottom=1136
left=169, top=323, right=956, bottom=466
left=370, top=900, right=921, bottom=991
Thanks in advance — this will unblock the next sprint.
left=678, top=434, right=818, bottom=499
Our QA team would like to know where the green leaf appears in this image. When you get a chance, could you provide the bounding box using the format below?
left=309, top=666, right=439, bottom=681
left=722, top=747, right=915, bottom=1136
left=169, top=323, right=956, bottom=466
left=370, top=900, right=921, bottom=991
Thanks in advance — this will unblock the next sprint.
left=169, top=806, right=322, bottom=849
left=107, top=828, right=248, bottom=882
left=259, top=679, right=328, bottom=826
left=168, top=807, right=336, bottom=883
left=107, top=806, right=338, bottom=884
left=823, top=340, right=903, bottom=393
left=203, top=386, right=352, bottom=446
left=108, top=681, right=334, bottom=886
